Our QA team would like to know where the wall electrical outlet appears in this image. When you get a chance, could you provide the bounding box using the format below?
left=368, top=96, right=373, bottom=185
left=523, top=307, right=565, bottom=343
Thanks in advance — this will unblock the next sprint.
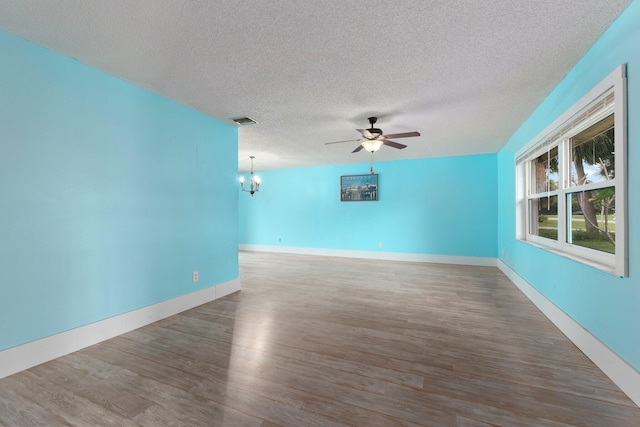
left=378, top=242, right=383, bottom=249
left=192, top=271, right=199, bottom=283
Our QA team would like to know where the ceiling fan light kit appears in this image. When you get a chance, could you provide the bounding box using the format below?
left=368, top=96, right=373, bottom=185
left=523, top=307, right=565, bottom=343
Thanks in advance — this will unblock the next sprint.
left=362, top=139, right=384, bottom=153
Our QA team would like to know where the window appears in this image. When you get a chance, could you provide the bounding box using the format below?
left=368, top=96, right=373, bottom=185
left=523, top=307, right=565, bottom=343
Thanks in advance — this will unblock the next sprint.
left=516, top=65, right=627, bottom=276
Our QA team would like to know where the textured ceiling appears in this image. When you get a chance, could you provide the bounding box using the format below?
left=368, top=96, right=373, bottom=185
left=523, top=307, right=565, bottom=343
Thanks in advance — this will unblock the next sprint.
left=0, top=0, right=632, bottom=171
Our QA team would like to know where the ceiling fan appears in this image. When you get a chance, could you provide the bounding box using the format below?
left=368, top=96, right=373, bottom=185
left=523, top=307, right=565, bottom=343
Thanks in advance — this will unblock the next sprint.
left=324, top=117, right=420, bottom=153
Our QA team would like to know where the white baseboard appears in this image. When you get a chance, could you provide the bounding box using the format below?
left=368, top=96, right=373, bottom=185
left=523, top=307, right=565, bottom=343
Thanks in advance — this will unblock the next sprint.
left=214, top=278, right=240, bottom=299
left=0, top=278, right=241, bottom=380
left=239, top=244, right=497, bottom=267
left=498, top=260, right=640, bottom=407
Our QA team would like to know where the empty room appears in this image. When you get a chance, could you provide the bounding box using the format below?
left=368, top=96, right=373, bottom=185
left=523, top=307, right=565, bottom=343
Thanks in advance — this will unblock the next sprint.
left=1, top=1, right=639, bottom=426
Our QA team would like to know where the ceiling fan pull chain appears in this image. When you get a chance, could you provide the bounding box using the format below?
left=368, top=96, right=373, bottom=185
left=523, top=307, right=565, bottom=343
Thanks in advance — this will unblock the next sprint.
left=370, top=152, right=375, bottom=174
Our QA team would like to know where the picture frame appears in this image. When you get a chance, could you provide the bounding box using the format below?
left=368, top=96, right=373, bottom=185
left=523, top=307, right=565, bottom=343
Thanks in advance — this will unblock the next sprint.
left=340, top=174, right=378, bottom=202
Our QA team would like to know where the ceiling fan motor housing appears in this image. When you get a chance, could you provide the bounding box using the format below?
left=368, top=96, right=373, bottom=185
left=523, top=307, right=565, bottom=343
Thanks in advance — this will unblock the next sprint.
left=367, top=128, right=383, bottom=138
left=367, top=117, right=382, bottom=137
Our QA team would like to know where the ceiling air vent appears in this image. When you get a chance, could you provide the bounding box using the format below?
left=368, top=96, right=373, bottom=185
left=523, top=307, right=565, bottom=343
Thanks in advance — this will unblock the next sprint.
left=230, top=116, right=258, bottom=126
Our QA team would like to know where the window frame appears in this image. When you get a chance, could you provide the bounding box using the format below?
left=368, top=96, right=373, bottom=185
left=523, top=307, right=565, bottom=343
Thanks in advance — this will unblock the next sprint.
left=515, top=65, right=627, bottom=277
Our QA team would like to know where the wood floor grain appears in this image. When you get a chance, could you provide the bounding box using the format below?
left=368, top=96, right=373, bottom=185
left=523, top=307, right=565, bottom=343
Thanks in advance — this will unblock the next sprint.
left=1, top=251, right=638, bottom=426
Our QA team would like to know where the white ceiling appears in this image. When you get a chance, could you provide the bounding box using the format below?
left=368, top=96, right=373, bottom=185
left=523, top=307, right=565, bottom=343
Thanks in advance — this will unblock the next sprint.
left=0, top=0, right=631, bottom=171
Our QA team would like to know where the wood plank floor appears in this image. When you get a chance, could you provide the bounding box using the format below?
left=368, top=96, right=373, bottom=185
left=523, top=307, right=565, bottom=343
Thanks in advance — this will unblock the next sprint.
left=1, top=251, right=639, bottom=426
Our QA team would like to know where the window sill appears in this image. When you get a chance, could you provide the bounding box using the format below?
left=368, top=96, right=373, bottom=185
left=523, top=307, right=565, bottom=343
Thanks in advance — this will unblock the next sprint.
left=518, top=238, right=621, bottom=277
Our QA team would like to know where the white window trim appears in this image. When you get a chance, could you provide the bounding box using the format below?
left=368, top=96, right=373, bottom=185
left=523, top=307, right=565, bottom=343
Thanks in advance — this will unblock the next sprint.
left=515, top=65, right=627, bottom=277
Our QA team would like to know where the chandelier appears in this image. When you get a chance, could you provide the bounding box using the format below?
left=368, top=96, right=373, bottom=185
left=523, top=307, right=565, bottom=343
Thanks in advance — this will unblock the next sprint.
left=239, top=156, right=261, bottom=196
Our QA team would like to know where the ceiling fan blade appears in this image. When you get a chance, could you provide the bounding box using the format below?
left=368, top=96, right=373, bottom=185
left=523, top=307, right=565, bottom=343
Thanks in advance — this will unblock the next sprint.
left=352, top=144, right=365, bottom=153
left=383, top=131, right=420, bottom=139
left=357, top=128, right=374, bottom=139
left=324, top=138, right=361, bottom=145
left=382, top=140, right=407, bottom=149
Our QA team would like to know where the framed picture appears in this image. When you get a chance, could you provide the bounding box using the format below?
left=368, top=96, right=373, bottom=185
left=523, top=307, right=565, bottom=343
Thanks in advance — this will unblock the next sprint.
left=340, top=174, right=378, bottom=202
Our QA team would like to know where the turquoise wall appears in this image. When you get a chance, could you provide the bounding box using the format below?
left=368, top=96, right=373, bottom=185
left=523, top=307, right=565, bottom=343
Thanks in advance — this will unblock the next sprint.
left=240, top=154, right=497, bottom=258
left=498, top=1, right=640, bottom=370
left=0, top=31, right=239, bottom=351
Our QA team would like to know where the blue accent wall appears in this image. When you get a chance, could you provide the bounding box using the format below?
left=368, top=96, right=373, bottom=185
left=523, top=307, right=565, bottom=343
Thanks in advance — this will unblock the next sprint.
left=0, top=31, right=239, bottom=351
left=497, top=1, right=640, bottom=370
left=240, top=154, right=498, bottom=258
